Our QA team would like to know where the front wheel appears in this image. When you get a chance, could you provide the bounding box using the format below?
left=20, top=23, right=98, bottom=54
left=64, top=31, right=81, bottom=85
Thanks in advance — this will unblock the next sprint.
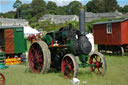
left=61, top=54, right=78, bottom=78
left=89, top=52, right=107, bottom=76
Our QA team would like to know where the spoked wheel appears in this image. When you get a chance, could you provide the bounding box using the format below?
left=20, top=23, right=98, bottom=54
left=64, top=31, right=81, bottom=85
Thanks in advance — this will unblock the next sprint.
left=89, top=52, right=107, bottom=76
left=0, top=73, right=5, bottom=85
left=61, top=54, right=78, bottom=78
left=28, top=41, right=51, bottom=73
left=116, top=46, right=124, bottom=56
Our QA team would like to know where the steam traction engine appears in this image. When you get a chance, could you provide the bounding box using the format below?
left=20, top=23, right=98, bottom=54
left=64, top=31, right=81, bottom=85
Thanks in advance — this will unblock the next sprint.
left=28, top=8, right=107, bottom=78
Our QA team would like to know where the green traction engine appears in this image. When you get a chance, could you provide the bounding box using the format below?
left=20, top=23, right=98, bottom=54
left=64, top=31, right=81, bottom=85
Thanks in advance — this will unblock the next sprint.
left=28, top=8, right=107, bottom=78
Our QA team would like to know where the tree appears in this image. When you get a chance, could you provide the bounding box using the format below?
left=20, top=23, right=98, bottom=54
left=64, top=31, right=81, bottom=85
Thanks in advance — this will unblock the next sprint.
left=13, top=0, right=22, bottom=9
left=31, top=0, right=46, bottom=18
left=86, top=0, right=118, bottom=13
left=0, top=11, right=16, bottom=18
left=87, top=0, right=105, bottom=13
left=13, top=0, right=22, bottom=18
left=86, top=0, right=97, bottom=13
left=123, top=5, right=128, bottom=13
left=0, top=13, right=3, bottom=18
left=104, top=0, right=118, bottom=12
left=3, top=11, right=16, bottom=18
left=62, top=6, right=70, bottom=15
left=46, top=1, right=57, bottom=14
left=20, top=4, right=32, bottom=20
left=118, top=5, right=128, bottom=14
left=95, top=0, right=105, bottom=12
left=68, top=1, right=82, bottom=15
left=56, top=6, right=66, bottom=15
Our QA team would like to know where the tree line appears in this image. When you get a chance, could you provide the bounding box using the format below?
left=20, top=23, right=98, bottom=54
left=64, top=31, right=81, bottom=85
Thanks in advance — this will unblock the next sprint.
left=1, top=0, right=128, bottom=18
left=86, top=0, right=128, bottom=13
left=0, top=0, right=128, bottom=29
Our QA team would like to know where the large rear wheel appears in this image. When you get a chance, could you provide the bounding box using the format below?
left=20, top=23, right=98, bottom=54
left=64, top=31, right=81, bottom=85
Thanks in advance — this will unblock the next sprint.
left=89, top=52, right=107, bottom=76
left=61, top=54, right=78, bottom=78
left=28, top=41, right=51, bottom=73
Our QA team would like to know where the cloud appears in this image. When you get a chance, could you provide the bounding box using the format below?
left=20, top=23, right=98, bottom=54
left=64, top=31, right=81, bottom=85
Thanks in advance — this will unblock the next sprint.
left=0, top=0, right=87, bottom=6
left=0, top=0, right=9, bottom=5
left=118, top=0, right=128, bottom=7
left=20, top=0, right=32, bottom=3
left=0, top=0, right=32, bottom=5
left=46, top=0, right=88, bottom=6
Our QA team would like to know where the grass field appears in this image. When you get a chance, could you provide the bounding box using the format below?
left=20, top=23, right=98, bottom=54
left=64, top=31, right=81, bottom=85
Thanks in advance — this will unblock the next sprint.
left=0, top=54, right=128, bottom=85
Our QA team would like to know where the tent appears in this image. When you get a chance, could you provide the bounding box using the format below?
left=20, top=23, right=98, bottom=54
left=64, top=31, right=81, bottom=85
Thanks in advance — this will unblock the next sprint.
left=86, top=33, right=94, bottom=53
left=24, top=26, right=39, bottom=37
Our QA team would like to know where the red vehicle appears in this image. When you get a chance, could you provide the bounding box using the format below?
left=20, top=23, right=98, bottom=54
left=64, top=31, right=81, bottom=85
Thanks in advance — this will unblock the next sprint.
left=93, top=18, right=128, bottom=56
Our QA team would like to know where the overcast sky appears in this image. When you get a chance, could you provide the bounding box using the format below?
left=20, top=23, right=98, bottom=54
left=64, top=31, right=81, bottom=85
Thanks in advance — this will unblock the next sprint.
left=0, top=0, right=128, bottom=13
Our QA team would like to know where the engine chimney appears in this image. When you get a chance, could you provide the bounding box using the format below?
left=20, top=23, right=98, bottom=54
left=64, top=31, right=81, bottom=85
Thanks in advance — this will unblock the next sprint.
left=79, top=7, right=86, bottom=35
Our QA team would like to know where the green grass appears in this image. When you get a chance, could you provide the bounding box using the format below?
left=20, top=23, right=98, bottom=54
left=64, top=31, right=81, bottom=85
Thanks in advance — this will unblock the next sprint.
left=0, top=55, right=128, bottom=85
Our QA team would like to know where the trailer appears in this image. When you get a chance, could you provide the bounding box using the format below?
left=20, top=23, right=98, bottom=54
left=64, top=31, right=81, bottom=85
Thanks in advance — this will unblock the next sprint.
left=93, top=18, right=128, bottom=56
left=0, top=26, right=27, bottom=66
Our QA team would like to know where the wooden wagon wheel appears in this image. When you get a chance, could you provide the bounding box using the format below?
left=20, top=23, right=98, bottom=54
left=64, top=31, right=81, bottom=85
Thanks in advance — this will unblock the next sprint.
left=0, top=73, right=5, bottom=85
left=61, top=54, right=78, bottom=78
left=89, top=52, right=107, bottom=76
left=28, top=41, right=51, bottom=73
